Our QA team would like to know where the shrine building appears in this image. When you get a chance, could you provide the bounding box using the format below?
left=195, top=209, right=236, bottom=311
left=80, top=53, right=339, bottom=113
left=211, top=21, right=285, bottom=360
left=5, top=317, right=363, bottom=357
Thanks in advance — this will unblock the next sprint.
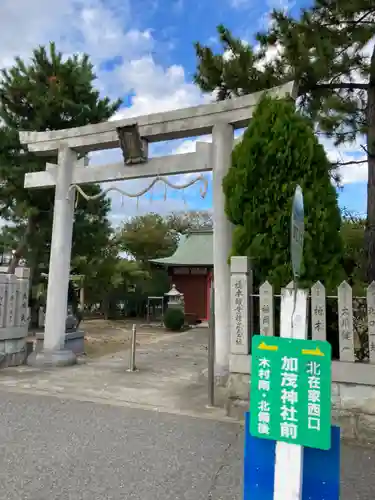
left=151, top=230, right=213, bottom=323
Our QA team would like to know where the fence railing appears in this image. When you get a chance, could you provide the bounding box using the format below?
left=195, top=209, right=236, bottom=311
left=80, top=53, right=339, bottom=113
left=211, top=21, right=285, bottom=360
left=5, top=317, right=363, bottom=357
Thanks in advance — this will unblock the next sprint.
left=230, top=256, right=374, bottom=364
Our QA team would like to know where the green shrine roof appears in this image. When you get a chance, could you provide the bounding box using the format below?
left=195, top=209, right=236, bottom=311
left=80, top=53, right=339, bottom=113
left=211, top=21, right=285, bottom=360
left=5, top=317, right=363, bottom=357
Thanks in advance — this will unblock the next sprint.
left=151, top=230, right=213, bottom=267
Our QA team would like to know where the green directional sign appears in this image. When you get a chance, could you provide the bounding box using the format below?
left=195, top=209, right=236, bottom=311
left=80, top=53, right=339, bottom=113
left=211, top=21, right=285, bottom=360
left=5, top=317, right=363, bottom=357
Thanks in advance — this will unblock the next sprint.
left=250, top=335, right=332, bottom=450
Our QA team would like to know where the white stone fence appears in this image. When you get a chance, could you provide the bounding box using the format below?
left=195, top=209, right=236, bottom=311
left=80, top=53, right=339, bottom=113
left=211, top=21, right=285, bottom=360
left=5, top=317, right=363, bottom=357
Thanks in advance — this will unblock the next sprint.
left=230, top=256, right=375, bottom=365
left=228, top=257, right=375, bottom=441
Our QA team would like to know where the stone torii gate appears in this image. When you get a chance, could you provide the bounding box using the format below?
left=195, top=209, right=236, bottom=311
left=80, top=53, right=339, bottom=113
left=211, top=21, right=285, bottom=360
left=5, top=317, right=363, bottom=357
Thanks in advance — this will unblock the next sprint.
left=19, top=81, right=295, bottom=372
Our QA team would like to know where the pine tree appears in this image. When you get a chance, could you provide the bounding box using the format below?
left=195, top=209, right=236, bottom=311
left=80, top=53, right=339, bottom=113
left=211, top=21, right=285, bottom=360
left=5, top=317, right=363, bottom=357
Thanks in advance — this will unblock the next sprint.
left=194, top=1, right=375, bottom=281
left=0, top=42, right=121, bottom=275
left=223, top=95, right=344, bottom=290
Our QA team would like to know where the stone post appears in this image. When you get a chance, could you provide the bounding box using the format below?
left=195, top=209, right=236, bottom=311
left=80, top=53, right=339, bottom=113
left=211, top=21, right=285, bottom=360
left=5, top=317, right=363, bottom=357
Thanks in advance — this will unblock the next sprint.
left=230, top=256, right=251, bottom=355
left=14, top=266, right=30, bottom=329
left=28, top=145, right=77, bottom=367
left=212, top=122, right=233, bottom=376
left=0, top=267, right=30, bottom=368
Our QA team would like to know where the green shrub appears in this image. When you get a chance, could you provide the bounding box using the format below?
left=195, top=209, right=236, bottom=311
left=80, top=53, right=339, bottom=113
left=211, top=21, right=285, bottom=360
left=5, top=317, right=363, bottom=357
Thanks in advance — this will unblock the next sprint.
left=164, top=307, right=185, bottom=331
left=224, top=95, right=346, bottom=357
left=223, top=95, right=344, bottom=292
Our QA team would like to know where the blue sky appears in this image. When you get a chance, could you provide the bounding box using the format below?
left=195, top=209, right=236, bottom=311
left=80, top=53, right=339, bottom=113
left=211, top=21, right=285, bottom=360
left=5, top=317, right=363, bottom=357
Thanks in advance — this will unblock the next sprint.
left=0, top=0, right=369, bottom=222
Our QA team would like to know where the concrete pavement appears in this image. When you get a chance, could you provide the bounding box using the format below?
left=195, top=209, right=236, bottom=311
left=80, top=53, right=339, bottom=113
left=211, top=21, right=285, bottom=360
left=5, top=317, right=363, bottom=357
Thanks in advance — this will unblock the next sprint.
left=0, top=391, right=241, bottom=500
left=0, top=328, right=374, bottom=499
left=0, top=329, right=227, bottom=420
left=0, top=391, right=375, bottom=499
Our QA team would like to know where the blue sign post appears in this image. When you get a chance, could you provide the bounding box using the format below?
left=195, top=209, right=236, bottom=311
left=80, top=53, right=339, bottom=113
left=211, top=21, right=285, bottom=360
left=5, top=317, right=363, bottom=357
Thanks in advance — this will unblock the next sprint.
left=243, top=413, right=340, bottom=500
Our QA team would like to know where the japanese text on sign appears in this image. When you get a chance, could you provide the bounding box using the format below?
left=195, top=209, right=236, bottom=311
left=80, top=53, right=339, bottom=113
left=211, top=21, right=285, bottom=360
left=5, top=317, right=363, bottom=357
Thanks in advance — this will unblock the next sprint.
left=250, top=336, right=332, bottom=450
left=234, top=279, right=244, bottom=345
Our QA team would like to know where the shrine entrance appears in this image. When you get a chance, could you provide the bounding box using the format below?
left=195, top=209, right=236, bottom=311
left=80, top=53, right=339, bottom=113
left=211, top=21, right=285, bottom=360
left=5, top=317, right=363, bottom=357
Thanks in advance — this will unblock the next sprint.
left=19, top=81, right=295, bottom=372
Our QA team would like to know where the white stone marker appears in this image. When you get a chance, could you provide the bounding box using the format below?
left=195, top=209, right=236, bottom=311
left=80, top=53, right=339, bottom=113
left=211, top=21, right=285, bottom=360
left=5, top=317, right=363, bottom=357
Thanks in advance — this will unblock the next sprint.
left=367, top=281, right=375, bottom=363
left=0, top=274, right=7, bottom=328
left=337, top=281, right=355, bottom=362
left=310, top=281, right=326, bottom=341
left=14, top=267, right=30, bottom=328
left=230, top=256, right=250, bottom=354
left=5, top=274, right=17, bottom=328
left=259, top=281, right=274, bottom=337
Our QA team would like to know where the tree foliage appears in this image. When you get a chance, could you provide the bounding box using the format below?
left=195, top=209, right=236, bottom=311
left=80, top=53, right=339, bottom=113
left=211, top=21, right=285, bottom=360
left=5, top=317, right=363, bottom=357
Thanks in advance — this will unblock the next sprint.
left=117, top=213, right=180, bottom=262
left=223, top=96, right=344, bottom=291
left=341, top=210, right=366, bottom=289
left=194, top=2, right=375, bottom=280
left=117, top=210, right=214, bottom=263
left=0, top=42, right=121, bottom=274
left=166, top=210, right=213, bottom=232
left=72, top=235, right=149, bottom=316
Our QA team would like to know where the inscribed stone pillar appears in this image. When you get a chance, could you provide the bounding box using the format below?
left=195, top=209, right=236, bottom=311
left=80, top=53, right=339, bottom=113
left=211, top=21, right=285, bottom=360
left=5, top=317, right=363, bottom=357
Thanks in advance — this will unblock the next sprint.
left=15, top=267, right=30, bottom=330
left=230, top=256, right=250, bottom=354
left=212, top=122, right=233, bottom=376
left=0, top=274, right=7, bottom=328
left=5, top=274, right=17, bottom=328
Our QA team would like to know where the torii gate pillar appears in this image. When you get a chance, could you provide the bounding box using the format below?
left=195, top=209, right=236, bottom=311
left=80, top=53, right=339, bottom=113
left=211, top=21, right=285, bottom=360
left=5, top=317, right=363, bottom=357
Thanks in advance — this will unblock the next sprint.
left=27, top=145, right=78, bottom=366
left=212, top=123, right=233, bottom=377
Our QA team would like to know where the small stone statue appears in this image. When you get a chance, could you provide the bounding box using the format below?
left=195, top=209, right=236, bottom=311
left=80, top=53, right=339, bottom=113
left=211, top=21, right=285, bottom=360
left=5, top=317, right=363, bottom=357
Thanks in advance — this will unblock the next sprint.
left=66, top=304, right=78, bottom=332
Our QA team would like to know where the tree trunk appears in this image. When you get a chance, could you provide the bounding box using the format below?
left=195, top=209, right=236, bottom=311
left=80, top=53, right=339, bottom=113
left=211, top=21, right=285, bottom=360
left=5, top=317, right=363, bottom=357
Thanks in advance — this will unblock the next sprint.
left=7, top=214, right=37, bottom=274
left=103, top=294, right=110, bottom=320
left=28, top=249, right=43, bottom=329
left=365, top=46, right=375, bottom=283
left=28, top=248, right=41, bottom=288
left=79, top=286, right=85, bottom=310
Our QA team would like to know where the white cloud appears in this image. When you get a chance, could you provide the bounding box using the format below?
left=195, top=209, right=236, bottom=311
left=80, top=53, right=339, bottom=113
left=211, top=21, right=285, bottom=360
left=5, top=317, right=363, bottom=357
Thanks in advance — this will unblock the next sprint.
left=229, top=0, right=295, bottom=29
left=172, top=135, right=212, bottom=155
left=253, top=29, right=372, bottom=185
left=257, top=0, right=295, bottom=29
left=1, top=0, right=368, bottom=231
left=339, top=161, right=367, bottom=184
left=0, top=0, right=210, bottom=222
left=319, top=135, right=368, bottom=184
left=105, top=178, right=203, bottom=227
left=0, top=0, right=205, bottom=119
left=229, top=0, right=251, bottom=8
left=112, top=56, right=205, bottom=118
left=0, top=1, right=130, bottom=69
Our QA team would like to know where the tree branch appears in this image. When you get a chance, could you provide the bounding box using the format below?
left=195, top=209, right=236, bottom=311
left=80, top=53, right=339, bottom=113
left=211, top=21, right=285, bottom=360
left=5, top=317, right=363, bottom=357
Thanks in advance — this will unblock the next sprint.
left=316, top=82, right=369, bottom=90
left=298, top=81, right=369, bottom=96
left=333, top=159, right=367, bottom=167
left=315, top=7, right=375, bottom=27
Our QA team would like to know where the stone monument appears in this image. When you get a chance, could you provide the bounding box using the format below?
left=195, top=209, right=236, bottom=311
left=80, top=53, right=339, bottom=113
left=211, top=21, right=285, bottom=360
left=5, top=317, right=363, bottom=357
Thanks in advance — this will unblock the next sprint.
left=0, top=267, right=30, bottom=368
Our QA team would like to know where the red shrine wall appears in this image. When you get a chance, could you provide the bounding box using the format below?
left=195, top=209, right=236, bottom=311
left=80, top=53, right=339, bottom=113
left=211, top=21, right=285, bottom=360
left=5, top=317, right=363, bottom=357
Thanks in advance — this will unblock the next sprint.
left=168, top=267, right=213, bottom=322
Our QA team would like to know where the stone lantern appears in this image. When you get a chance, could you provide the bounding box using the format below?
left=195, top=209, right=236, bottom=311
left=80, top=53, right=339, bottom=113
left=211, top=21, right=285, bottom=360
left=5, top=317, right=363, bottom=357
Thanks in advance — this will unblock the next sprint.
left=165, top=284, right=184, bottom=312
